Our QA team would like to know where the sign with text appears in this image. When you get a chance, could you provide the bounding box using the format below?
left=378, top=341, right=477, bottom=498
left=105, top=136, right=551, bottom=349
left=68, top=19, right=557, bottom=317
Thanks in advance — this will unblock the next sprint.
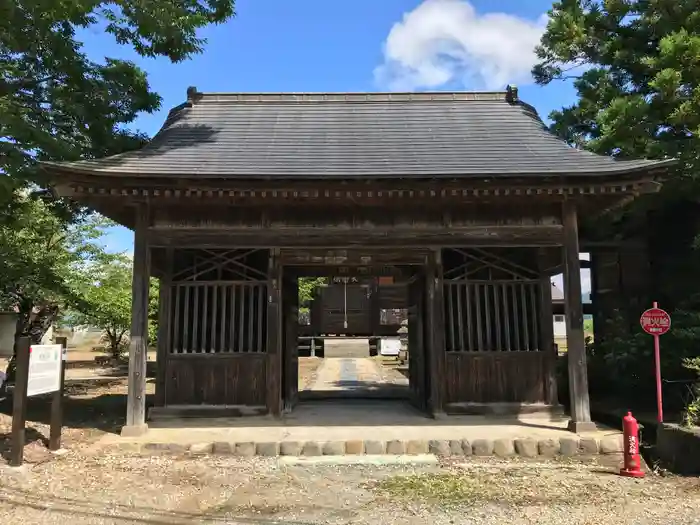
left=27, top=344, right=63, bottom=396
left=640, top=307, right=671, bottom=336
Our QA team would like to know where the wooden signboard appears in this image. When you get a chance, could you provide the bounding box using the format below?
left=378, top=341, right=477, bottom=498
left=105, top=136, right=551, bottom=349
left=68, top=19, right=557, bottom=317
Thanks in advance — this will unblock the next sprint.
left=10, top=337, right=67, bottom=467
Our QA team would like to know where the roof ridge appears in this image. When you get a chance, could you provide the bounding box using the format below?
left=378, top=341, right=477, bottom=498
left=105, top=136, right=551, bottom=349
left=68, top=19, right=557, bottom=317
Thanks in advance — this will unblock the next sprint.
left=185, top=89, right=511, bottom=105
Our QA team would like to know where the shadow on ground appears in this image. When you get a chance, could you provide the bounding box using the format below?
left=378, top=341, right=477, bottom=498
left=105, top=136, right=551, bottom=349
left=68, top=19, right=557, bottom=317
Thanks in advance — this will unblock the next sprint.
left=0, top=485, right=315, bottom=525
left=0, top=380, right=158, bottom=436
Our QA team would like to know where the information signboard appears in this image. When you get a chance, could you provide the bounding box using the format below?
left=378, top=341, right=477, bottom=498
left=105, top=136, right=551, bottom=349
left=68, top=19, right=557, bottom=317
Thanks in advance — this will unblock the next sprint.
left=27, top=344, right=63, bottom=397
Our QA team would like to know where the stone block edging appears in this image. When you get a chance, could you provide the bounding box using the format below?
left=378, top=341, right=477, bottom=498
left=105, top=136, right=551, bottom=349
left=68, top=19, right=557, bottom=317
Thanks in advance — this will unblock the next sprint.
left=656, top=423, right=700, bottom=475
left=130, top=434, right=623, bottom=458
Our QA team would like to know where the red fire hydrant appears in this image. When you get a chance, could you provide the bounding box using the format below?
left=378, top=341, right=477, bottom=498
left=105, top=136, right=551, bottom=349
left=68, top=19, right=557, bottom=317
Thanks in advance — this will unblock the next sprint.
left=619, top=411, right=645, bottom=478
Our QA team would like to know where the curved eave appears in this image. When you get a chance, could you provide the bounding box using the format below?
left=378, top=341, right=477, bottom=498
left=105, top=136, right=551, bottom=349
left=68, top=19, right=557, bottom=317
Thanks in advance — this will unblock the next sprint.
left=40, top=157, right=677, bottom=182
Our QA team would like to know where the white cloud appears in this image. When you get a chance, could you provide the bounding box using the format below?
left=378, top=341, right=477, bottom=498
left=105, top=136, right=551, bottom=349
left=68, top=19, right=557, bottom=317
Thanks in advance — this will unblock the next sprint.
left=375, top=0, right=548, bottom=91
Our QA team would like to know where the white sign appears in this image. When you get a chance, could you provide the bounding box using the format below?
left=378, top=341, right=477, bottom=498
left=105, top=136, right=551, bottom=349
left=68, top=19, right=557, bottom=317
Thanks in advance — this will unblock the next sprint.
left=27, top=344, right=62, bottom=397
left=379, top=338, right=402, bottom=356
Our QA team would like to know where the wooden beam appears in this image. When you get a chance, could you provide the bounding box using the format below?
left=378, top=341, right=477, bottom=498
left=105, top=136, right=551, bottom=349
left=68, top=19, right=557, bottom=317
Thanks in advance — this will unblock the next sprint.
left=266, top=248, right=282, bottom=417
left=426, top=249, right=446, bottom=417
left=538, top=248, right=558, bottom=406
left=146, top=226, right=566, bottom=249
left=562, top=202, right=595, bottom=432
left=122, top=204, right=151, bottom=436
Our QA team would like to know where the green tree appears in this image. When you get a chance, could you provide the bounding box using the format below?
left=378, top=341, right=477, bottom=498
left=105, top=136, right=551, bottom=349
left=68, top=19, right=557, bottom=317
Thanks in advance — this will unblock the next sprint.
left=0, top=0, right=234, bottom=366
left=1, top=0, right=235, bottom=193
left=534, top=1, right=700, bottom=411
left=533, top=0, right=699, bottom=190
left=298, top=277, right=326, bottom=307
left=0, top=194, right=109, bottom=344
left=70, top=252, right=159, bottom=357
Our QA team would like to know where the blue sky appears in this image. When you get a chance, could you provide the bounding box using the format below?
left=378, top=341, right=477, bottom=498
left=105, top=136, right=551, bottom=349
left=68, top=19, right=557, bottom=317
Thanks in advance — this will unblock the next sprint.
left=79, top=0, right=587, bottom=290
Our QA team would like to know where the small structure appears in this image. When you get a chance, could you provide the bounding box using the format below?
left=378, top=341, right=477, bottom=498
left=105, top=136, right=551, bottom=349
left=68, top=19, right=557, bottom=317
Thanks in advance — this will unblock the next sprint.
left=41, top=87, right=674, bottom=436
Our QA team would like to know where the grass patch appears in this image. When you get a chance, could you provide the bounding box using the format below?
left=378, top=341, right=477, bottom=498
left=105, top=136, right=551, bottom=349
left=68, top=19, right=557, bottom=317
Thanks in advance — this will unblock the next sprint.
left=367, top=470, right=642, bottom=507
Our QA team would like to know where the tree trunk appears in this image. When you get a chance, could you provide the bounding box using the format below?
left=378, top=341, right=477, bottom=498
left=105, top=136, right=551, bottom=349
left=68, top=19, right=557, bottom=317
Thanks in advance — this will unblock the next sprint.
left=4, top=303, right=60, bottom=388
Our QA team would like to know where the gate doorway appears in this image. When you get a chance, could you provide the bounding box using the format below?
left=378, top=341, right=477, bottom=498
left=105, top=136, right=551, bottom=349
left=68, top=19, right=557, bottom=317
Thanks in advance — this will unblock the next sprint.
left=279, top=249, right=431, bottom=415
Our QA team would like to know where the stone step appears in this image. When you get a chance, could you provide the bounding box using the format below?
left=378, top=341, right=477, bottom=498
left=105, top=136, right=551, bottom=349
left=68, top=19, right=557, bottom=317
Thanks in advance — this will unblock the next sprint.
left=116, top=434, right=624, bottom=458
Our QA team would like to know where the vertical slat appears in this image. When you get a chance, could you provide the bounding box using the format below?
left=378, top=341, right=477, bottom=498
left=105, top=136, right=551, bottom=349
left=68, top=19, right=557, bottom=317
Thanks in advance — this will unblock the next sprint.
left=220, top=283, right=227, bottom=352
left=234, top=284, right=238, bottom=352
left=512, top=283, right=520, bottom=350
left=503, top=284, right=511, bottom=351
left=529, top=283, right=539, bottom=351
left=475, top=283, right=483, bottom=351
left=248, top=282, right=255, bottom=352
left=446, top=283, right=455, bottom=352
left=183, top=286, right=190, bottom=353
left=173, top=285, right=181, bottom=353
left=494, top=283, right=502, bottom=351
left=521, top=282, right=530, bottom=351
left=201, top=284, right=209, bottom=352
left=210, top=284, right=218, bottom=352
left=193, top=285, right=200, bottom=354
left=238, top=284, right=245, bottom=352
left=484, top=283, right=492, bottom=350
left=455, top=283, right=465, bottom=351
left=257, top=284, right=265, bottom=353
left=465, top=283, right=473, bottom=351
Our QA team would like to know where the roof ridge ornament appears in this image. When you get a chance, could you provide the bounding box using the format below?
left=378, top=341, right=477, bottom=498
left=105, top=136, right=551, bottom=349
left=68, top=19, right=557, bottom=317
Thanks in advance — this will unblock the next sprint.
left=506, top=84, right=518, bottom=104
left=186, top=86, right=199, bottom=104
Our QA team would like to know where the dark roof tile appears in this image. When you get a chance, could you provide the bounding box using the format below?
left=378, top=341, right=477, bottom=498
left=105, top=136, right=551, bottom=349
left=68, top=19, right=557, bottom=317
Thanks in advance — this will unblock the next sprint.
left=44, top=90, right=673, bottom=178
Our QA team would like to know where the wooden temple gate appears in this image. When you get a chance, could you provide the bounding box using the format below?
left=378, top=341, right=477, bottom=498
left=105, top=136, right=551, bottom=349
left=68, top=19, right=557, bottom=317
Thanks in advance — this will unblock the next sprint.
left=42, top=88, right=673, bottom=436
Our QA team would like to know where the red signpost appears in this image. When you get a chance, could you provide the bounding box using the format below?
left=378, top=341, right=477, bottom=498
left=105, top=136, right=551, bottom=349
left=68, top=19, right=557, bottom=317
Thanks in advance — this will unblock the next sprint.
left=639, top=302, right=671, bottom=424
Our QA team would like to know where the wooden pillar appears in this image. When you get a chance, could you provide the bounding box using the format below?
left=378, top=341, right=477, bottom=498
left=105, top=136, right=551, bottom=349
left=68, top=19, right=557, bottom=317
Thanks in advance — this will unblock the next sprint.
left=266, top=248, right=282, bottom=417
left=537, top=248, right=558, bottom=406
left=369, top=279, right=381, bottom=334
left=122, top=204, right=151, bottom=437
left=154, top=247, right=173, bottom=408
left=283, top=272, right=299, bottom=412
left=426, top=248, right=446, bottom=417
left=562, top=201, right=595, bottom=432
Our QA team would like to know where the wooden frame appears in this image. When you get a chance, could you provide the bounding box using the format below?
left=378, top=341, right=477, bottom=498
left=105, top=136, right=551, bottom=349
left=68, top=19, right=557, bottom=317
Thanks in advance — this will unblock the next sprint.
left=82, top=177, right=634, bottom=426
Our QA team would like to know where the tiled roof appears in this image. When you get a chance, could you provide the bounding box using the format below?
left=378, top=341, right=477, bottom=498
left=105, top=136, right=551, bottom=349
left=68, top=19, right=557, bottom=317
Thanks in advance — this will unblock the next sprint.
left=43, top=88, right=673, bottom=179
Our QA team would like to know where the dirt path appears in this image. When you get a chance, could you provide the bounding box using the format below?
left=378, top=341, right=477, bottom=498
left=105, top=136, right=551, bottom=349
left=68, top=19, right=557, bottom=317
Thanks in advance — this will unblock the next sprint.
left=0, top=452, right=698, bottom=524
left=308, top=357, right=406, bottom=392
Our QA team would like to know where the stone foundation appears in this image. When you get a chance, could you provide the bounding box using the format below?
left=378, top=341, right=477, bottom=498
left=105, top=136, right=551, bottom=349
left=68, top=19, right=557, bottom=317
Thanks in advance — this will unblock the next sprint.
left=656, top=424, right=700, bottom=475
left=117, top=434, right=623, bottom=458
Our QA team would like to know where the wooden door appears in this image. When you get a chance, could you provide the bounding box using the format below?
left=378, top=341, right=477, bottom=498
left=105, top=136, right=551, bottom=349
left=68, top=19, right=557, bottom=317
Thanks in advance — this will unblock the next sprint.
left=282, top=272, right=299, bottom=412
left=407, top=272, right=428, bottom=412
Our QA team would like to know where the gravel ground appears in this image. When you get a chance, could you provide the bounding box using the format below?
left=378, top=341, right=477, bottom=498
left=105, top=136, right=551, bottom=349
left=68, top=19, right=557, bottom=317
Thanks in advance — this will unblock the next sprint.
left=0, top=450, right=698, bottom=524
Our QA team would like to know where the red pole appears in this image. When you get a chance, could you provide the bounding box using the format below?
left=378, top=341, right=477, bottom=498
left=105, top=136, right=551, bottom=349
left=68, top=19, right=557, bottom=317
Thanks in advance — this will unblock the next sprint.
left=653, top=301, right=664, bottom=424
